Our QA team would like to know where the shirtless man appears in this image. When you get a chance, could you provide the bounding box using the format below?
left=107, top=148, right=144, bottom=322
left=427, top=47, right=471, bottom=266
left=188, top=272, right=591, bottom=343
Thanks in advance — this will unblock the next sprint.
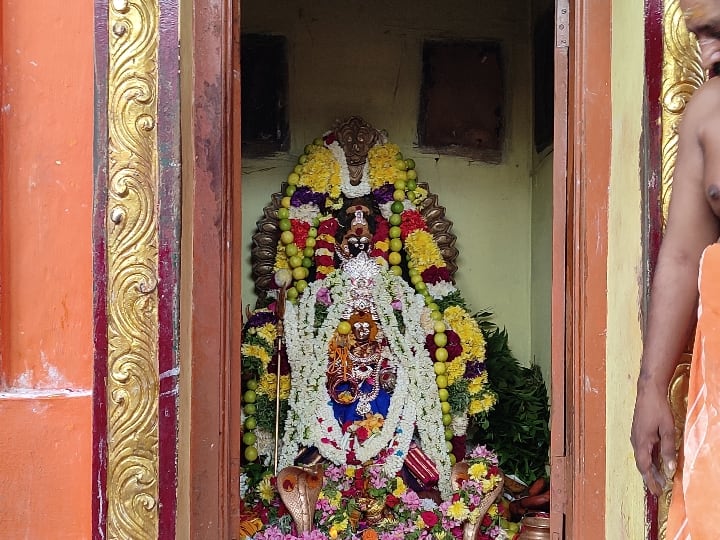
left=631, top=0, right=720, bottom=519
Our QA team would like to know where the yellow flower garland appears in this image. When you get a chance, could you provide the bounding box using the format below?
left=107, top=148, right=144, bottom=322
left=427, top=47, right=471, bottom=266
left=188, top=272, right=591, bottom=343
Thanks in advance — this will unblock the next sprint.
left=368, top=143, right=401, bottom=189
left=404, top=230, right=446, bottom=274
left=297, top=145, right=342, bottom=199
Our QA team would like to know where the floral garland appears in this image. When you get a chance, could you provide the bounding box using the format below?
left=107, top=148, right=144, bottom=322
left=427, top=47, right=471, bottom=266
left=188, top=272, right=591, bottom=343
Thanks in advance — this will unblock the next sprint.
left=242, top=445, right=518, bottom=540
left=279, top=263, right=451, bottom=495
left=243, top=127, right=496, bottom=480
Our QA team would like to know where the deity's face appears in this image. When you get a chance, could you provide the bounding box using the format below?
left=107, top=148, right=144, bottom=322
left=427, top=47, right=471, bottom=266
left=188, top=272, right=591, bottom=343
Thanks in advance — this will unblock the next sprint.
left=681, top=0, right=720, bottom=71
left=353, top=321, right=371, bottom=342
left=346, top=232, right=371, bottom=257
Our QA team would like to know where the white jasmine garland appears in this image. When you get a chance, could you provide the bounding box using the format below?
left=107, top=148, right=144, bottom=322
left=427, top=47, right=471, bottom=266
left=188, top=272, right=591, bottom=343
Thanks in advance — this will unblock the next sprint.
left=288, top=203, right=321, bottom=223
left=279, top=261, right=452, bottom=495
left=328, top=141, right=371, bottom=198
left=427, top=280, right=457, bottom=299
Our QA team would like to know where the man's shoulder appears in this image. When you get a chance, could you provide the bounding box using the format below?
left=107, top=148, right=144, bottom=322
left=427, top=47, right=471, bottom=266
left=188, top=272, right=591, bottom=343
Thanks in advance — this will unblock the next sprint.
left=686, top=77, right=720, bottom=115
left=680, top=78, right=720, bottom=138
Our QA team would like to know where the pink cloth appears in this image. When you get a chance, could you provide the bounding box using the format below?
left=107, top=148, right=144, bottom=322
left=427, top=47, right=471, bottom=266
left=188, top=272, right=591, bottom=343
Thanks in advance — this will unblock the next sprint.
left=667, top=243, right=720, bottom=539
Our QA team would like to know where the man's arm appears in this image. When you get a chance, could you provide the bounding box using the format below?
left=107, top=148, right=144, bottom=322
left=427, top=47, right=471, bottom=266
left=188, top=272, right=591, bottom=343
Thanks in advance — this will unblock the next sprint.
left=631, top=86, right=720, bottom=495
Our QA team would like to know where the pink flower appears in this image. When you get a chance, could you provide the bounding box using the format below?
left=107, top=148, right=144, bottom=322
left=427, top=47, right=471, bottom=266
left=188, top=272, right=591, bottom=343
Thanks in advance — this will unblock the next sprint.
left=316, top=287, right=332, bottom=306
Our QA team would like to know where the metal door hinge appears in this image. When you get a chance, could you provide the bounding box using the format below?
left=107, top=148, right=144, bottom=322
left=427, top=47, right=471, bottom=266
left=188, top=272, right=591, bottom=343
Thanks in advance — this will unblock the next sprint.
left=557, top=0, right=569, bottom=48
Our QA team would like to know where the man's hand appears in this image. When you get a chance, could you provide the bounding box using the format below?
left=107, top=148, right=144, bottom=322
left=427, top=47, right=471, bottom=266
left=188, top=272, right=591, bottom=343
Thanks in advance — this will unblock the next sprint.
left=631, top=381, right=677, bottom=496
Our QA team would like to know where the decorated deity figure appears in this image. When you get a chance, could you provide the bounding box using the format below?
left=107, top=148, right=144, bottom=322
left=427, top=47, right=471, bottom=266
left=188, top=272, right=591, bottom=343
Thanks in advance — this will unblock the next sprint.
left=242, top=118, right=504, bottom=532
left=279, top=203, right=454, bottom=495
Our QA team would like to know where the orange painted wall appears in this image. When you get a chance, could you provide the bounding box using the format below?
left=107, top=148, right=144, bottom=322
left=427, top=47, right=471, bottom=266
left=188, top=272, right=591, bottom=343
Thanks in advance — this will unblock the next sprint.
left=0, top=0, right=93, bottom=537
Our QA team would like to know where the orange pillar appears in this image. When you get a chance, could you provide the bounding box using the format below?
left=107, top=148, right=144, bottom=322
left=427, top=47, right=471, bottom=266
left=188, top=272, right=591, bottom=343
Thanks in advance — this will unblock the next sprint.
left=0, top=0, right=93, bottom=537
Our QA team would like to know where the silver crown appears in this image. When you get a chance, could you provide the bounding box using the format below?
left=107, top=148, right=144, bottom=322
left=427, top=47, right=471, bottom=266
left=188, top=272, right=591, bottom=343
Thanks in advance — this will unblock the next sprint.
left=340, top=251, right=380, bottom=320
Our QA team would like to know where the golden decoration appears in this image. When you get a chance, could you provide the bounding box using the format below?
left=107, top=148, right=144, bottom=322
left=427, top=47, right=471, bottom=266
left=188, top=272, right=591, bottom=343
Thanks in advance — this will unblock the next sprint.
left=660, top=0, right=705, bottom=228
left=107, top=1, right=160, bottom=539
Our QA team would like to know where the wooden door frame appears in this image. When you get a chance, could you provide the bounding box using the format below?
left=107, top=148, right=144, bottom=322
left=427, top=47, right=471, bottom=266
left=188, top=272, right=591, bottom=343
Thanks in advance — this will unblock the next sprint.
left=551, top=0, right=611, bottom=538
left=91, top=0, right=613, bottom=537
left=185, top=0, right=242, bottom=537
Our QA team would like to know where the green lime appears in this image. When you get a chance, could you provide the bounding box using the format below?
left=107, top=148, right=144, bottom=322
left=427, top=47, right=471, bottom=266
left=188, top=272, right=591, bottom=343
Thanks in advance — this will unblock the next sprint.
left=280, top=230, right=294, bottom=245
left=436, top=375, right=448, bottom=389
left=433, top=321, right=446, bottom=333
left=449, top=453, right=457, bottom=465
left=296, top=279, right=308, bottom=294
left=407, top=178, right=417, bottom=190
left=279, top=218, right=291, bottom=232
left=390, top=201, right=404, bottom=214
left=433, top=362, right=447, bottom=375
left=294, top=165, right=303, bottom=174
left=446, top=440, right=454, bottom=452
left=243, top=390, right=257, bottom=404
left=441, top=401, right=451, bottom=414
left=337, top=321, right=351, bottom=335
left=389, top=213, right=402, bottom=226
left=246, top=379, right=258, bottom=391
left=298, top=154, right=308, bottom=164
left=243, top=432, right=257, bottom=446
left=388, top=252, right=402, bottom=266
left=407, top=170, right=417, bottom=182
left=428, top=303, right=439, bottom=312
left=292, top=267, right=308, bottom=281
left=394, top=159, right=407, bottom=171
left=304, top=144, right=314, bottom=154
left=285, top=184, right=296, bottom=196
left=390, top=265, right=403, bottom=276
left=244, top=403, right=256, bottom=415
left=289, top=255, right=302, bottom=268
left=389, top=238, right=403, bottom=252
left=431, top=310, right=444, bottom=321
left=444, top=427, right=454, bottom=440
left=415, top=281, right=427, bottom=293
left=434, top=333, right=448, bottom=347
left=278, top=207, right=290, bottom=220
left=435, top=347, right=448, bottom=362
left=313, top=137, right=324, bottom=146
left=308, top=227, right=318, bottom=238
left=405, top=158, right=416, bottom=170
left=393, top=189, right=406, bottom=202
left=389, top=226, right=402, bottom=239
left=439, top=389, right=450, bottom=402
left=244, top=446, right=259, bottom=462
left=442, top=413, right=452, bottom=426
left=394, top=152, right=404, bottom=161
left=285, top=244, right=298, bottom=257
left=305, top=237, right=316, bottom=249
left=303, top=247, right=314, bottom=258
left=286, top=287, right=299, bottom=300
left=394, top=179, right=407, bottom=191
left=287, top=172, right=300, bottom=185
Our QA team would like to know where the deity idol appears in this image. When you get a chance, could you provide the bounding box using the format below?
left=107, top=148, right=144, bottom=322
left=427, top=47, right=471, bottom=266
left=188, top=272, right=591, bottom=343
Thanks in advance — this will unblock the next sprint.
left=279, top=204, right=453, bottom=495
left=242, top=117, right=498, bottom=505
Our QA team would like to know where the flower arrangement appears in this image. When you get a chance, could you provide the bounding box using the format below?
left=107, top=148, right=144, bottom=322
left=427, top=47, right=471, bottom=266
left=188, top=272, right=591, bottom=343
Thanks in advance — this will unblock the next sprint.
left=242, top=446, right=517, bottom=540
left=242, top=124, right=499, bottom=510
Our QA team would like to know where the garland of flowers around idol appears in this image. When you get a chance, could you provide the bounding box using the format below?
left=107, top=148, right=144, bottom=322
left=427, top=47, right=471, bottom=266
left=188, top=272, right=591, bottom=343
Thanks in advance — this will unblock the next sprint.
left=279, top=263, right=452, bottom=497
left=241, top=130, right=497, bottom=469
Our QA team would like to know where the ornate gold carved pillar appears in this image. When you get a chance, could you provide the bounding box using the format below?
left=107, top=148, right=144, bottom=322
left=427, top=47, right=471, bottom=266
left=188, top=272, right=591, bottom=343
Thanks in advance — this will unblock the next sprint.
left=106, top=1, right=160, bottom=538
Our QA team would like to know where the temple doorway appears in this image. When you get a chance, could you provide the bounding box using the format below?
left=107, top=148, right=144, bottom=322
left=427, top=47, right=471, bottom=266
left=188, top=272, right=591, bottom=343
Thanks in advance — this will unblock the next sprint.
left=237, top=0, right=557, bottom=538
